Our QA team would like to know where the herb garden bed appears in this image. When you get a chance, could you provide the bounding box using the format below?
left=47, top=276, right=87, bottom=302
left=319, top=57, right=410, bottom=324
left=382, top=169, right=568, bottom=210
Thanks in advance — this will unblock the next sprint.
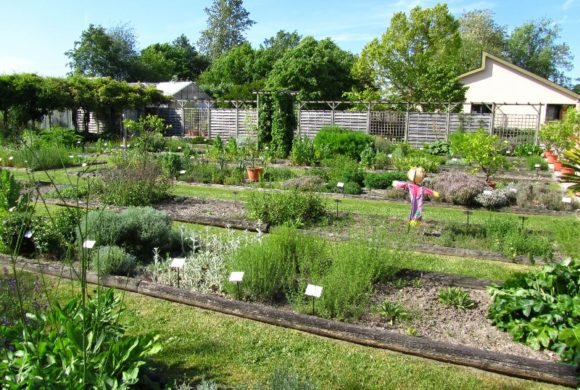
left=2, top=254, right=576, bottom=387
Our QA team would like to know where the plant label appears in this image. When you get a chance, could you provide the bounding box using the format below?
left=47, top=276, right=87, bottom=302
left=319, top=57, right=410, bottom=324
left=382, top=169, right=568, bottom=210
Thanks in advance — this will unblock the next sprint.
left=83, top=240, right=96, bottom=249
left=179, top=170, right=186, bottom=175
left=336, top=182, right=344, bottom=189
left=483, top=190, right=493, bottom=195
left=534, top=164, right=541, bottom=168
left=171, top=257, right=186, bottom=269
left=305, top=284, right=323, bottom=298
left=24, top=230, right=33, bottom=239
left=562, top=197, right=572, bottom=204
left=229, top=272, right=244, bottom=282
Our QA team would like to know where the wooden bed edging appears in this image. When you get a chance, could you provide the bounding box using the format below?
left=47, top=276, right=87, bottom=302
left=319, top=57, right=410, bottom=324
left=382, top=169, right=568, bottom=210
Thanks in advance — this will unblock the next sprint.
left=1, top=255, right=577, bottom=387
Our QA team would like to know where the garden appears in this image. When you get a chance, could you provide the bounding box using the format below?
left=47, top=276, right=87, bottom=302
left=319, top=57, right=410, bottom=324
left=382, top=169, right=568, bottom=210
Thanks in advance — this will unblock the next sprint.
left=1, top=106, right=579, bottom=388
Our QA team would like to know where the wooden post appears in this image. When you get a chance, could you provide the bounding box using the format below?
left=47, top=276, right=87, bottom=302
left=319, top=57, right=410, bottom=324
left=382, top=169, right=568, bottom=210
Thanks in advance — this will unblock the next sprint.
left=445, top=103, right=451, bottom=141
left=404, top=103, right=410, bottom=142
left=207, top=101, right=212, bottom=139
left=366, top=103, right=371, bottom=135
left=235, top=101, right=239, bottom=139
left=489, top=103, right=496, bottom=135
left=534, top=104, right=542, bottom=145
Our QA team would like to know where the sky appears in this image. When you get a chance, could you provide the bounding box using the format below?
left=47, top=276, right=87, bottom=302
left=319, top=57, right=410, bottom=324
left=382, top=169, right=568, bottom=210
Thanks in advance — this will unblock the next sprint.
left=1, top=0, right=579, bottom=81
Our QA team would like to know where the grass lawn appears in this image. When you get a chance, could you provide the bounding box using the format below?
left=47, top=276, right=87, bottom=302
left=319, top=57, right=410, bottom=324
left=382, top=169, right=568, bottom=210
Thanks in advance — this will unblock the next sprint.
left=41, top=275, right=560, bottom=389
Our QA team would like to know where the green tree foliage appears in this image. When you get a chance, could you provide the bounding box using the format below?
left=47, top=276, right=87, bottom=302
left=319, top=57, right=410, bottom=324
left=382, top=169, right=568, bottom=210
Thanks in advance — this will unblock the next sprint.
left=197, top=0, right=255, bottom=61
left=458, top=9, right=506, bottom=73
left=540, top=107, right=579, bottom=154
left=354, top=4, right=466, bottom=109
left=266, top=36, right=357, bottom=101
left=450, top=129, right=508, bottom=181
left=505, top=18, right=573, bottom=86
left=197, top=42, right=262, bottom=99
left=66, top=24, right=140, bottom=81
left=138, top=35, right=209, bottom=82
left=257, top=94, right=273, bottom=147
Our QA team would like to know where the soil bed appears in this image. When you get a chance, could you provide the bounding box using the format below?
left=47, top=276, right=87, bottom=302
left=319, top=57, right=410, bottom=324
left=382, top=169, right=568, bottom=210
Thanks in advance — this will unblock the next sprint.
left=362, top=274, right=559, bottom=363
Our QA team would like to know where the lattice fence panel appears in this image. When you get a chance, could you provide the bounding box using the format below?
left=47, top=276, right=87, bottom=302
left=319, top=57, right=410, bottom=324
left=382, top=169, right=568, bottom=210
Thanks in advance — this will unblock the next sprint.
left=183, top=108, right=209, bottom=137
left=449, top=113, right=491, bottom=133
left=157, top=108, right=183, bottom=136
left=209, top=109, right=257, bottom=141
left=493, top=114, right=537, bottom=144
left=369, top=111, right=405, bottom=140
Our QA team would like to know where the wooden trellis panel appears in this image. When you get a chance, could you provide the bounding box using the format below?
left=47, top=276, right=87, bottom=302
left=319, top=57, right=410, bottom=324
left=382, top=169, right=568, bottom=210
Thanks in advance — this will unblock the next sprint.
left=209, top=109, right=257, bottom=141
left=298, top=110, right=332, bottom=138
left=407, top=113, right=448, bottom=146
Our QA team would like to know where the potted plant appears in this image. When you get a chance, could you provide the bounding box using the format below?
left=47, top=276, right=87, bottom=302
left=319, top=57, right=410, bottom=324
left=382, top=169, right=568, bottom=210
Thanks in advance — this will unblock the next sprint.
left=243, top=138, right=263, bottom=181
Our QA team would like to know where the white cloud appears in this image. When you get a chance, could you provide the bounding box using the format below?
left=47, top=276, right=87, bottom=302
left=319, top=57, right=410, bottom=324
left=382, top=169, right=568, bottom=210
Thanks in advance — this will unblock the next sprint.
left=562, top=0, right=575, bottom=10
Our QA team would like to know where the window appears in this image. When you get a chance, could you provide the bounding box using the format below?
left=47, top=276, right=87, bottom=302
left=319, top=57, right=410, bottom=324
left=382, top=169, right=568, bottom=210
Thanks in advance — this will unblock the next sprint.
left=546, top=104, right=563, bottom=121
left=470, top=104, right=492, bottom=114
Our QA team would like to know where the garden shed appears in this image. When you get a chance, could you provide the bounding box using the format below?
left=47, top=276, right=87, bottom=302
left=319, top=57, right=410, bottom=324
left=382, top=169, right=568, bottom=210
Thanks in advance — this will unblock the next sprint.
left=459, top=52, right=580, bottom=125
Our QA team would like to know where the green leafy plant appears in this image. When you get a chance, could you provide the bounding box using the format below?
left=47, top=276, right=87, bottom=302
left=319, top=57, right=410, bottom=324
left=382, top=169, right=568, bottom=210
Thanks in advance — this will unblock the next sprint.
left=0, top=289, right=161, bottom=388
left=290, top=136, right=316, bottom=166
left=450, top=129, right=509, bottom=181
left=514, top=143, right=543, bottom=157
left=246, top=189, right=328, bottom=227
left=91, top=245, right=137, bottom=276
left=438, top=287, right=476, bottom=309
left=526, top=155, right=548, bottom=171
left=425, top=140, right=450, bottom=156
left=0, top=168, right=20, bottom=211
left=488, top=258, right=580, bottom=365
left=124, top=114, right=169, bottom=152
left=378, top=300, right=410, bottom=325
left=363, top=172, right=407, bottom=189
left=540, top=108, right=578, bottom=155
left=313, top=126, right=373, bottom=161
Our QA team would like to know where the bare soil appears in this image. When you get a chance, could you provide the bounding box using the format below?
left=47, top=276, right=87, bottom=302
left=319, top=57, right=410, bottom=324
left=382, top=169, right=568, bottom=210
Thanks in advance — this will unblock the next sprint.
left=362, top=274, right=558, bottom=362
left=155, top=196, right=246, bottom=222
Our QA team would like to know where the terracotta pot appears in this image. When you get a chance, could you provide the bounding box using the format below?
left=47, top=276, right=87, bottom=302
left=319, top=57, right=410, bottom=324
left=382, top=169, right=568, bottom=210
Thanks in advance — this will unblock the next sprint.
left=553, top=161, right=563, bottom=171
left=544, top=150, right=553, bottom=158
left=546, top=155, right=557, bottom=163
left=246, top=167, right=263, bottom=182
left=486, top=180, right=496, bottom=189
left=560, top=167, right=575, bottom=175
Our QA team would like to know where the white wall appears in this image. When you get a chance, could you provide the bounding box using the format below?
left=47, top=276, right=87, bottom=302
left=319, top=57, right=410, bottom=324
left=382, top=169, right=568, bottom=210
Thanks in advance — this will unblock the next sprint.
left=460, top=57, right=579, bottom=123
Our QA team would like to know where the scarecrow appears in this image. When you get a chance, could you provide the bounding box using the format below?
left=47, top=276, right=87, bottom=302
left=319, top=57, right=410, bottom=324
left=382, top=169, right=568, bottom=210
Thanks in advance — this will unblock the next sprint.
left=393, top=167, right=439, bottom=227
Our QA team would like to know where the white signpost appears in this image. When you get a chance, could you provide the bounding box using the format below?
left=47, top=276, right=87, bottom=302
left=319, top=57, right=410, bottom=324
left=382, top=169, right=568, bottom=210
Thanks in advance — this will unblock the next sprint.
left=305, top=284, right=323, bottom=315
left=229, top=272, right=244, bottom=299
left=171, top=258, right=186, bottom=288
left=336, top=182, right=345, bottom=197
left=83, top=240, right=96, bottom=249
left=562, top=197, right=572, bottom=204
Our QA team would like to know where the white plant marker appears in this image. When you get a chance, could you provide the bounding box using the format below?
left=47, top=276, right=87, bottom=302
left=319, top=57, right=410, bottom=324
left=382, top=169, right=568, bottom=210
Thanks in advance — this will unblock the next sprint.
left=83, top=240, right=96, bottom=249
left=171, top=258, right=186, bottom=288
left=229, top=272, right=244, bottom=299
left=305, top=284, right=323, bottom=315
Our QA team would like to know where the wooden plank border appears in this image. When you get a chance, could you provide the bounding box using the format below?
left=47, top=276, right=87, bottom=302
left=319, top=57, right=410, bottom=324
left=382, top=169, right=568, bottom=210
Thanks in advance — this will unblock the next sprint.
left=1, top=255, right=576, bottom=387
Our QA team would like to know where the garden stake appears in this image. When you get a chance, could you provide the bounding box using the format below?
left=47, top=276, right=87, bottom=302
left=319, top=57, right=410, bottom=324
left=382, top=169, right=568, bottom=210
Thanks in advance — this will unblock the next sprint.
left=233, top=191, right=238, bottom=207
left=335, top=199, right=340, bottom=218
left=236, top=281, right=241, bottom=300
left=312, top=296, right=315, bottom=316
left=177, top=268, right=180, bottom=289
left=519, top=216, right=528, bottom=232
left=464, top=210, right=472, bottom=226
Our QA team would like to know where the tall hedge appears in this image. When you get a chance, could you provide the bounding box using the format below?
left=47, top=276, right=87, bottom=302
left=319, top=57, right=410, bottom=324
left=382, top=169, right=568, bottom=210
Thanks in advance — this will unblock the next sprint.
left=257, top=94, right=273, bottom=148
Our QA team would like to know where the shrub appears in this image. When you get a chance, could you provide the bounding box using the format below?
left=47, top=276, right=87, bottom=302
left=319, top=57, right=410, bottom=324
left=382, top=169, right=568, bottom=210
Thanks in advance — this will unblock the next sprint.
left=313, top=126, right=373, bottom=160
left=359, top=144, right=376, bottom=168
left=374, top=137, right=396, bottom=154
left=80, top=207, right=176, bottom=262
left=488, top=258, right=579, bottom=365
left=0, top=211, right=35, bottom=255
left=323, top=155, right=364, bottom=190
left=181, top=162, right=221, bottom=184
left=124, top=114, right=169, bottom=152
left=226, top=227, right=327, bottom=302
left=281, top=176, right=325, bottom=192
left=246, top=190, right=327, bottom=227
left=39, top=127, right=83, bottom=147
left=425, top=140, right=450, bottom=156
left=475, top=188, right=513, bottom=209
left=514, top=143, right=542, bottom=157
left=364, top=172, right=407, bottom=189
left=223, top=168, right=246, bottom=185
left=450, top=130, right=508, bottom=181
left=433, top=171, right=487, bottom=206
left=373, top=151, right=391, bottom=169
left=14, top=143, right=80, bottom=171
left=290, top=136, right=316, bottom=166
left=45, top=184, right=89, bottom=200
left=91, top=245, right=136, bottom=276
left=317, top=243, right=396, bottom=321
left=160, top=152, right=183, bottom=177
left=438, top=287, right=475, bottom=309
left=0, top=168, right=20, bottom=211
left=526, top=155, right=548, bottom=171
left=270, top=93, right=295, bottom=158
left=515, top=183, right=578, bottom=211
left=262, top=167, right=295, bottom=182
left=97, top=159, right=171, bottom=206
left=540, top=108, right=578, bottom=154
left=343, top=181, right=362, bottom=195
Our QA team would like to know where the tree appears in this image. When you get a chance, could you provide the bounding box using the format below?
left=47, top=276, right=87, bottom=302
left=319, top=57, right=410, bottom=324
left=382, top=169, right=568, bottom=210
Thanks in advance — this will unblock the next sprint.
left=197, top=0, right=255, bottom=60
left=66, top=24, right=139, bottom=81
left=197, top=42, right=262, bottom=99
left=254, top=30, right=302, bottom=79
left=450, top=130, right=508, bottom=181
left=458, top=9, right=506, bottom=73
left=266, top=36, right=357, bottom=101
left=138, top=35, right=209, bottom=81
left=354, top=4, right=466, bottom=110
left=505, top=18, right=573, bottom=86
